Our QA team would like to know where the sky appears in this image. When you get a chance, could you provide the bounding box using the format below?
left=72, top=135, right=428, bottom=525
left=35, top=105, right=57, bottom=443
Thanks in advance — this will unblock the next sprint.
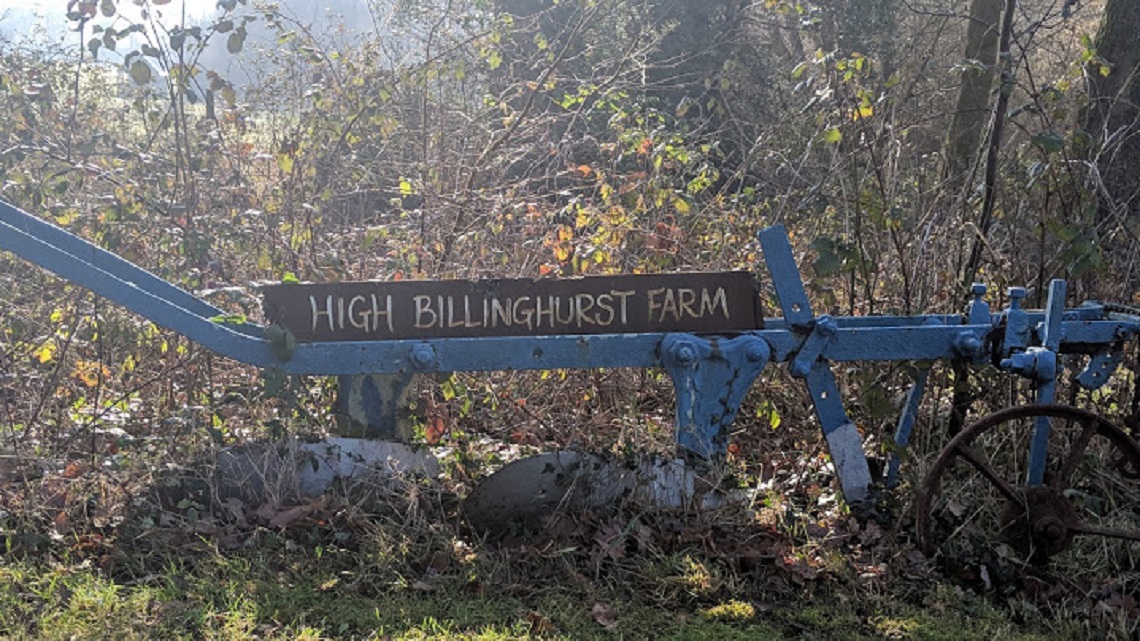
left=0, top=0, right=220, bottom=45
left=0, top=0, right=374, bottom=45
left=0, top=0, right=379, bottom=90
left=0, top=0, right=219, bottom=21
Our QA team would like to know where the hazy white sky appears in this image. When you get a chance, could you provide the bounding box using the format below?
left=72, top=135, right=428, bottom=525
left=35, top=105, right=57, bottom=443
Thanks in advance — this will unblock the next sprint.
left=0, top=1, right=374, bottom=37
left=0, top=0, right=223, bottom=46
left=0, top=0, right=218, bottom=21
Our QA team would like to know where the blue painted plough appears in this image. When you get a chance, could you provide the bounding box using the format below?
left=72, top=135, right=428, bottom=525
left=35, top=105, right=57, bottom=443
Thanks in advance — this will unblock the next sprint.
left=3, top=198, right=1139, bottom=562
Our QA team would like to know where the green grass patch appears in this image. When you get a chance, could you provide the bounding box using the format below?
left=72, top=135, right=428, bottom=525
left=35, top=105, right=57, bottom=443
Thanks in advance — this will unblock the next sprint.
left=0, top=537, right=1091, bottom=641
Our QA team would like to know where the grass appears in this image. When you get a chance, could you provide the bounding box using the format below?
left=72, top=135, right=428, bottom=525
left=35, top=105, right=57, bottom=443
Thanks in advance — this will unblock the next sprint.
left=0, top=370, right=1133, bottom=640
left=0, top=505, right=1103, bottom=640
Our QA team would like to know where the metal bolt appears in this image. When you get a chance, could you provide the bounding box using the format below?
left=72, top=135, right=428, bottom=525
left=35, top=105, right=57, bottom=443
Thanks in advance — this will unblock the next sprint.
left=746, top=341, right=768, bottom=363
left=954, top=332, right=982, bottom=358
left=674, top=344, right=697, bottom=365
left=410, top=344, right=436, bottom=369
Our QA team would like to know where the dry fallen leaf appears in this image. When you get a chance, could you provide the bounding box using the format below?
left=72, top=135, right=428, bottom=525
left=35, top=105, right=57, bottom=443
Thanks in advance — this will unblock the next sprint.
left=224, top=497, right=249, bottom=528
left=526, top=611, right=556, bottom=635
left=268, top=504, right=315, bottom=529
left=591, top=602, right=618, bottom=630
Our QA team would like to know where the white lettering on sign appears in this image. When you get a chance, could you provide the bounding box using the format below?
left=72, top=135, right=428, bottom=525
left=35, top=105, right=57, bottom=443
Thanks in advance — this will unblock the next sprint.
left=311, top=294, right=393, bottom=333
left=304, top=286, right=736, bottom=336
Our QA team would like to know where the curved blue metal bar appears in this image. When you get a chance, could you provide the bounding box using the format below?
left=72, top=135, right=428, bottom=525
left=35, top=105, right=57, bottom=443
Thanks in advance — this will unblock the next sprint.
left=0, top=213, right=279, bottom=366
left=0, top=200, right=261, bottom=336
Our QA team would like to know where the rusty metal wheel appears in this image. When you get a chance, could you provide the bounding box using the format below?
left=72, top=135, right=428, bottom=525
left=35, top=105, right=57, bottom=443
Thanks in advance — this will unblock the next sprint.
left=916, top=404, right=1140, bottom=590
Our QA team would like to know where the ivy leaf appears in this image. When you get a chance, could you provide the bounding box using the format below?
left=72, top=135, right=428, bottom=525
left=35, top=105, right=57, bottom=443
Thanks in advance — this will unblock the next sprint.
left=128, top=60, right=152, bottom=85
left=209, top=313, right=247, bottom=325
left=264, top=324, right=296, bottom=361
left=1031, top=131, right=1065, bottom=154
left=227, top=27, right=245, bottom=54
left=261, top=368, right=287, bottom=397
left=811, top=237, right=844, bottom=277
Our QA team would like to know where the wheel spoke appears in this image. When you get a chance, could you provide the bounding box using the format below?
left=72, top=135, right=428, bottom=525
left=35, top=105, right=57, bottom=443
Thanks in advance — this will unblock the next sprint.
left=1068, top=522, right=1140, bottom=542
left=919, top=404, right=1140, bottom=582
left=953, top=443, right=1020, bottom=502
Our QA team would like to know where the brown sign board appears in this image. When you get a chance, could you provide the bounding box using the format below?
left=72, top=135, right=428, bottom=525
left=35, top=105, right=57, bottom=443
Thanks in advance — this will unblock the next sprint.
left=261, top=272, right=763, bottom=342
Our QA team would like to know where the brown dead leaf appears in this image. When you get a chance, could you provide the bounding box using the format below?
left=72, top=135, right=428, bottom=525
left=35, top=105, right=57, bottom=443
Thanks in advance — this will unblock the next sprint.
left=591, top=602, right=618, bottom=630
left=224, top=497, right=249, bottom=528
left=593, top=520, right=626, bottom=562
left=526, top=611, right=556, bottom=635
left=53, top=510, right=72, bottom=534
left=255, top=501, right=279, bottom=523
left=860, top=520, right=883, bottom=545
left=509, top=429, right=538, bottom=446
left=268, top=504, right=315, bottom=529
left=263, top=496, right=329, bottom=529
left=1105, top=593, right=1138, bottom=617
left=426, top=550, right=450, bottom=574
left=425, top=414, right=448, bottom=445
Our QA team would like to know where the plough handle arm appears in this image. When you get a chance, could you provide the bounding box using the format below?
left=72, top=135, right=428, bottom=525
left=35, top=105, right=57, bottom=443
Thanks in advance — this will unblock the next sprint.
left=0, top=201, right=276, bottom=365
left=0, top=200, right=261, bottom=336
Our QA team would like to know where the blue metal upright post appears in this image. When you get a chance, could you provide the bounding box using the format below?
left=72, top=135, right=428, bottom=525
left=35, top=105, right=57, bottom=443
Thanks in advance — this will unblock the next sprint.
left=758, top=225, right=873, bottom=504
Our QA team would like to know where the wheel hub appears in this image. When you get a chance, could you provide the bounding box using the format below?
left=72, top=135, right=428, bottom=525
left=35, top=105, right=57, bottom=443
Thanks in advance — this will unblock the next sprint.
left=999, top=485, right=1078, bottom=562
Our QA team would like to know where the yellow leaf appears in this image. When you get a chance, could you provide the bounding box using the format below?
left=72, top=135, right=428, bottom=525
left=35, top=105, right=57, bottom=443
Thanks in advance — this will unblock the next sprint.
left=72, top=360, right=110, bottom=388
left=35, top=342, right=57, bottom=364
left=674, top=198, right=691, bottom=215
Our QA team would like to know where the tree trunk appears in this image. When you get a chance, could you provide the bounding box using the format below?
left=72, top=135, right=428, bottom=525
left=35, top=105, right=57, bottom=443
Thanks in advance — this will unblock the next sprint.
left=943, top=0, right=1002, bottom=191
left=1086, top=0, right=1140, bottom=220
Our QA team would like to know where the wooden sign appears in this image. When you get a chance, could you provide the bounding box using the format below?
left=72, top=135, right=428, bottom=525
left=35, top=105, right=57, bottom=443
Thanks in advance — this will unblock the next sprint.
left=261, top=272, right=763, bottom=342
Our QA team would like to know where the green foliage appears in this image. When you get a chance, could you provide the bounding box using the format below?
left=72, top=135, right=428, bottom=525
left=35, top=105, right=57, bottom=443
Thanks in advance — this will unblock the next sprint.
left=264, top=324, right=297, bottom=362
